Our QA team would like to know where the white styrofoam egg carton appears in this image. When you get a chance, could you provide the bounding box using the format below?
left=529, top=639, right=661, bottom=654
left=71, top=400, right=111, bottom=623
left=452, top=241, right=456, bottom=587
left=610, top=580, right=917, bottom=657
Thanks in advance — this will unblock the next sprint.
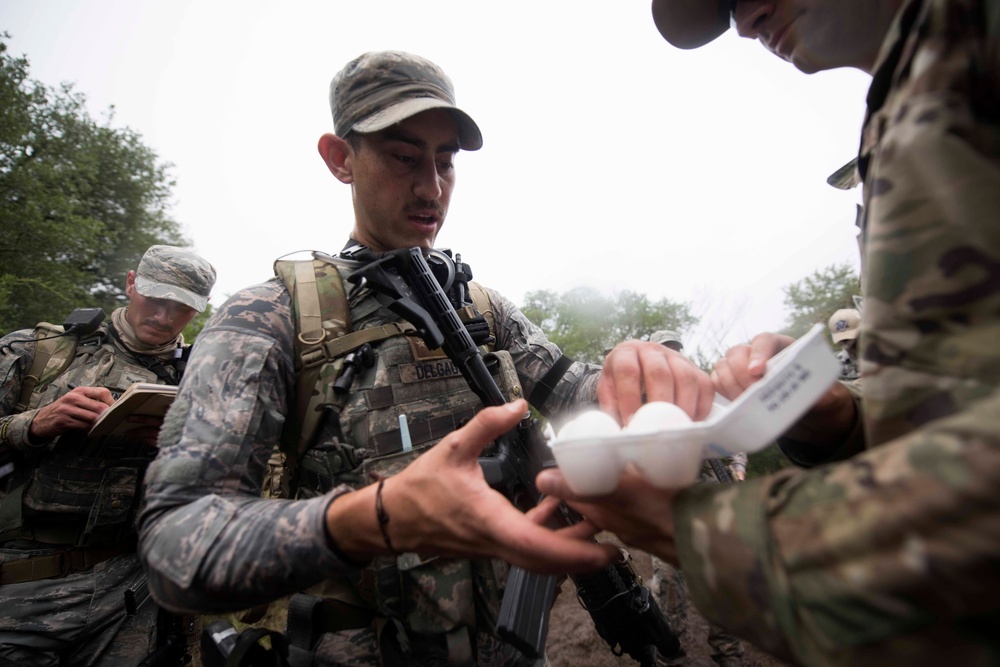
left=550, top=324, right=840, bottom=495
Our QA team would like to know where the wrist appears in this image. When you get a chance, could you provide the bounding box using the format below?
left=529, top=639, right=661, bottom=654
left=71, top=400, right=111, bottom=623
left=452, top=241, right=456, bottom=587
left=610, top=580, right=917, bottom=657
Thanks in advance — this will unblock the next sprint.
left=323, top=484, right=371, bottom=568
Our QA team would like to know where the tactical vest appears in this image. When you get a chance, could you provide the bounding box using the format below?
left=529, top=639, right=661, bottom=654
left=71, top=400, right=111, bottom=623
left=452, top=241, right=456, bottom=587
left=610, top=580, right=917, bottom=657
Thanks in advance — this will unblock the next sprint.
left=0, top=323, right=180, bottom=547
left=273, top=252, right=530, bottom=664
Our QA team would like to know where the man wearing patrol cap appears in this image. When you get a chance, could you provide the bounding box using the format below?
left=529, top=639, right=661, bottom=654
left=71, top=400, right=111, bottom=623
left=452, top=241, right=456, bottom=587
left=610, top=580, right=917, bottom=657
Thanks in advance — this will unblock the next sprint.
left=536, top=1, right=1000, bottom=664
left=139, top=51, right=625, bottom=666
left=0, top=244, right=215, bottom=665
left=828, top=308, right=860, bottom=380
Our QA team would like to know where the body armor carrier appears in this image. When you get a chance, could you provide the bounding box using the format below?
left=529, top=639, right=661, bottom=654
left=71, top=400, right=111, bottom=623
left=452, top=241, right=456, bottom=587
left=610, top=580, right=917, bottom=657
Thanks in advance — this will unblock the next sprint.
left=273, top=250, right=535, bottom=666
left=0, top=323, right=184, bottom=547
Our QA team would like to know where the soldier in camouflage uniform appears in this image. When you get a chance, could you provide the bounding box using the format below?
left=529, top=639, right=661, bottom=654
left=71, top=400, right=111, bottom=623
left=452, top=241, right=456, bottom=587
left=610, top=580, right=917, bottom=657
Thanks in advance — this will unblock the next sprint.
left=139, top=51, right=703, bottom=667
left=536, top=0, right=1000, bottom=664
left=641, top=331, right=745, bottom=667
left=827, top=309, right=861, bottom=381
left=0, top=245, right=216, bottom=666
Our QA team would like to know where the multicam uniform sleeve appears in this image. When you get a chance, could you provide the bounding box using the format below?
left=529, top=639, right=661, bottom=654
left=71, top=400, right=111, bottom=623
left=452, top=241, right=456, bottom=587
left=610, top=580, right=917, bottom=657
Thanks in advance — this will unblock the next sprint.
left=0, top=329, right=44, bottom=451
left=486, top=286, right=601, bottom=418
left=672, top=2, right=1000, bottom=663
left=138, top=279, right=359, bottom=615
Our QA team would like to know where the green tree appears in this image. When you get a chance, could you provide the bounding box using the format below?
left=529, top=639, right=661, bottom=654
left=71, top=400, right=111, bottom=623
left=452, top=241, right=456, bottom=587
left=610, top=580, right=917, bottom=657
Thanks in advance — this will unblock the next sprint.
left=0, top=36, right=187, bottom=333
left=781, top=262, right=860, bottom=340
left=520, top=287, right=697, bottom=364
left=181, top=304, right=214, bottom=342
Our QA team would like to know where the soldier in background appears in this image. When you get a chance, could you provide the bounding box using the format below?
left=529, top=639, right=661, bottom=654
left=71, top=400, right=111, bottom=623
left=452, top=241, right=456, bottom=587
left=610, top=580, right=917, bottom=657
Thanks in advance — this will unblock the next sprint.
left=0, top=245, right=216, bottom=666
left=644, top=331, right=745, bottom=667
left=138, top=50, right=706, bottom=667
left=827, top=309, right=860, bottom=380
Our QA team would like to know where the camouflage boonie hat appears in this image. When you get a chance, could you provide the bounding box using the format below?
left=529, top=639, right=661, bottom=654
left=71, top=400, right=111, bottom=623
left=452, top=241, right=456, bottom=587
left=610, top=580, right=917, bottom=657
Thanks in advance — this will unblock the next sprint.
left=330, top=51, right=483, bottom=151
left=649, top=330, right=684, bottom=350
left=828, top=309, right=861, bottom=343
left=135, top=245, right=217, bottom=312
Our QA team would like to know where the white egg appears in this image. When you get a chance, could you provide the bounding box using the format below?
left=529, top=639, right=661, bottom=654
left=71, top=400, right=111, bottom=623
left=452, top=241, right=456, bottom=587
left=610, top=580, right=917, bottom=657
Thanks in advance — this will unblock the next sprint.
left=557, top=410, right=621, bottom=441
left=625, top=402, right=692, bottom=434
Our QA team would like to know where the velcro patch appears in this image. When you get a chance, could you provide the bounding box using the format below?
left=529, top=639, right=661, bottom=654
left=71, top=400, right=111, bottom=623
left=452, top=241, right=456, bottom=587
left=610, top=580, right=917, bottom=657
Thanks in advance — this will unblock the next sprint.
left=399, top=360, right=462, bottom=383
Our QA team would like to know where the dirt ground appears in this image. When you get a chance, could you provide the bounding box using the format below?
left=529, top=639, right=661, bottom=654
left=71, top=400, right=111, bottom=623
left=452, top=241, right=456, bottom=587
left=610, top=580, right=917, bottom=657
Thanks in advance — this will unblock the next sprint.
left=545, top=541, right=794, bottom=667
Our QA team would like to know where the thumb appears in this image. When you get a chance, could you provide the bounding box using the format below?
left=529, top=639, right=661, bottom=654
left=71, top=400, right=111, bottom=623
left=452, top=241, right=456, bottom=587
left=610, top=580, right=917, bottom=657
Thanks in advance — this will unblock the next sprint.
left=448, top=399, right=526, bottom=461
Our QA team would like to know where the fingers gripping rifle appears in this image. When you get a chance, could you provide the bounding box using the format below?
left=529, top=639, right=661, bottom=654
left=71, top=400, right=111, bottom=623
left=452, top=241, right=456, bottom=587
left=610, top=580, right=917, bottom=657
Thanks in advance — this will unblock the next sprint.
left=348, top=248, right=679, bottom=666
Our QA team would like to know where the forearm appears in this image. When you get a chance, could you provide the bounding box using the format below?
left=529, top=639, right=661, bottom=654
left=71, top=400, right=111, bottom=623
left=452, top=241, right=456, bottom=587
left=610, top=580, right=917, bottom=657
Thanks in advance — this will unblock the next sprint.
left=0, top=411, right=42, bottom=451
left=674, top=391, right=1000, bottom=665
left=778, top=381, right=866, bottom=466
left=140, top=487, right=354, bottom=614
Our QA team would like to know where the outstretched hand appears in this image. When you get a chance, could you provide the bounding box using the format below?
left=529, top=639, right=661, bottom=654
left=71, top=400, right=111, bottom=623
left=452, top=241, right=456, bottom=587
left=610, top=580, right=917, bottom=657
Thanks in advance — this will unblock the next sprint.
left=599, top=340, right=715, bottom=426
left=28, top=385, right=115, bottom=442
left=326, top=399, right=618, bottom=574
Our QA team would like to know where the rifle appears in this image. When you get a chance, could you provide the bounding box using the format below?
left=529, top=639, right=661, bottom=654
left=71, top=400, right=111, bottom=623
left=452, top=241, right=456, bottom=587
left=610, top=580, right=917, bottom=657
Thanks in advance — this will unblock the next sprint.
left=125, top=579, right=193, bottom=666
left=347, top=247, right=680, bottom=666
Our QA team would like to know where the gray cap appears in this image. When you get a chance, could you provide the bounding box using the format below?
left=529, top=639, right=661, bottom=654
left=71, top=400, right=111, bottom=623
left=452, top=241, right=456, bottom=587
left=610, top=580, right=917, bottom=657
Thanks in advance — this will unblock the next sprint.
left=649, top=330, right=684, bottom=350
left=330, top=51, right=483, bottom=151
left=651, top=0, right=730, bottom=50
left=135, top=245, right=217, bottom=312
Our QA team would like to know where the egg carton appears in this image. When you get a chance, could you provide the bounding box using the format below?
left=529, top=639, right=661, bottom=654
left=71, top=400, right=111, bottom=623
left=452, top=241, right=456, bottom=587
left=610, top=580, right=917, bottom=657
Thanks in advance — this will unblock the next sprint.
left=550, top=324, right=841, bottom=494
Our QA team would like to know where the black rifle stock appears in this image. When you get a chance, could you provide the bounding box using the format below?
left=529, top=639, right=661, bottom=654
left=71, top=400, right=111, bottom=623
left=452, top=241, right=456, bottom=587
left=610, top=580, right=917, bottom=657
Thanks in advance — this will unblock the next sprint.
left=348, top=248, right=679, bottom=665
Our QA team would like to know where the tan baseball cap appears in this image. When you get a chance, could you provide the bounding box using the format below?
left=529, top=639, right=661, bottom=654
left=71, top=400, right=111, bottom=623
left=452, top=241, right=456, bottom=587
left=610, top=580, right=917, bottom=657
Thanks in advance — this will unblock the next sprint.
left=651, top=0, right=731, bottom=50
left=828, top=309, right=861, bottom=343
left=330, top=51, right=482, bottom=151
left=135, top=245, right=217, bottom=312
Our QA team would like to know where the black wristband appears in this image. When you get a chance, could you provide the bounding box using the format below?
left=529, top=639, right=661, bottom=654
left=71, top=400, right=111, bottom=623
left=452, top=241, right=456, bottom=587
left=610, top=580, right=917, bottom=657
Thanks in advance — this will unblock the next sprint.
left=376, top=478, right=399, bottom=555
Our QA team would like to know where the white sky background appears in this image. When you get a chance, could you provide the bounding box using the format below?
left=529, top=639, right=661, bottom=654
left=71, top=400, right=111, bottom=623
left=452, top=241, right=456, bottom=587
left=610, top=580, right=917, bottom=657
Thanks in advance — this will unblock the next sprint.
left=2, top=1, right=870, bottom=355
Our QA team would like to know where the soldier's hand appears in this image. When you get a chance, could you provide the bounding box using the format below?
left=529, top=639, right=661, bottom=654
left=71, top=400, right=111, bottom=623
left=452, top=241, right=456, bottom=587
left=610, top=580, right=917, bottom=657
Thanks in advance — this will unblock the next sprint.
left=536, top=466, right=682, bottom=566
left=710, top=332, right=795, bottom=400
left=28, top=386, right=115, bottom=442
left=714, top=332, right=856, bottom=444
left=325, top=399, right=618, bottom=574
left=599, top=340, right=715, bottom=426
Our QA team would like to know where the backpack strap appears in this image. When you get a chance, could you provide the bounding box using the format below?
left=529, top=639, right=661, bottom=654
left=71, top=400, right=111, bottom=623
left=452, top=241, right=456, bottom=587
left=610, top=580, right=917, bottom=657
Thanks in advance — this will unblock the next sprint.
left=274, top=255, right=351, bottom=494
left=14, top=323, right=79, bottom=414
left=467, top=281, right=495, bottom=350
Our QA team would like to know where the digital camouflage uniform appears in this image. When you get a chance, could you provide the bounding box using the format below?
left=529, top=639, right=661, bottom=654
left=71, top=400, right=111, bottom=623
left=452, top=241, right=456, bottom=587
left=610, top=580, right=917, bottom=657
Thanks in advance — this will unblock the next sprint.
left=0, top=312, right=183, bottom=666
left=139, top=248, right=601, bottom=666
left=671, top=0, right=1000, bottom=664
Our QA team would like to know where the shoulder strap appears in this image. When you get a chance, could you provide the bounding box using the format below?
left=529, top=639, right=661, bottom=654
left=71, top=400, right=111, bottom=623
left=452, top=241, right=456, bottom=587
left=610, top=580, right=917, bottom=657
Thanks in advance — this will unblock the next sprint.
left=273, top=255, right=351, bottom=492
left=14, top=323, right=79, bottom=413
left=468, top=281, right=494, bottom=347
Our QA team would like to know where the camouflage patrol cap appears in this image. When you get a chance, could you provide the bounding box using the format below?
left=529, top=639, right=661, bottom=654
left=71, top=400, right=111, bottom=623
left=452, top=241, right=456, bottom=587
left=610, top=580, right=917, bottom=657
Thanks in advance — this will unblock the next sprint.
left=330, top=51, right=483, bottom=151
left=828, top=309, right=861, bottom=343
left=649, top=329, right=684, bottom=351
left=651, top=0, right=731, bottom=50
left=134, top=245, right=217, bottom=312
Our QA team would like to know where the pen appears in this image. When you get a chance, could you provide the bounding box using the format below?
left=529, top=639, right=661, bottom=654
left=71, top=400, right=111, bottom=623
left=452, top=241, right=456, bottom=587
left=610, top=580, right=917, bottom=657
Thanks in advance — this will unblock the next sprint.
left=399, top=414, right=412, bottom=453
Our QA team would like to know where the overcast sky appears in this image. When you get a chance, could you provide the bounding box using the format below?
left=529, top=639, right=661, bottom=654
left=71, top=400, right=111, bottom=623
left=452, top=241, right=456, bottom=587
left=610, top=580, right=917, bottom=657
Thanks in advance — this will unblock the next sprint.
left=3, top=1, right=871, bottom=354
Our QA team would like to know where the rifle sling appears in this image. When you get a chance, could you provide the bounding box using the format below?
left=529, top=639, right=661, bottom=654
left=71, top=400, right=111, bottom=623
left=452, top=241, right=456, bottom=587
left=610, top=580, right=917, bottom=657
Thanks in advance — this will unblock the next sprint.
left=527, top=354, right=573, bottom=411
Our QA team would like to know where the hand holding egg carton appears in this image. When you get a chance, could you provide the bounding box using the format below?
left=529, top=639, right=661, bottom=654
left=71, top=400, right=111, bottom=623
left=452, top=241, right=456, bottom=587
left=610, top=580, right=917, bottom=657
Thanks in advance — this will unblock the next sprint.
left=549, top=324, right=841, bottom=495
